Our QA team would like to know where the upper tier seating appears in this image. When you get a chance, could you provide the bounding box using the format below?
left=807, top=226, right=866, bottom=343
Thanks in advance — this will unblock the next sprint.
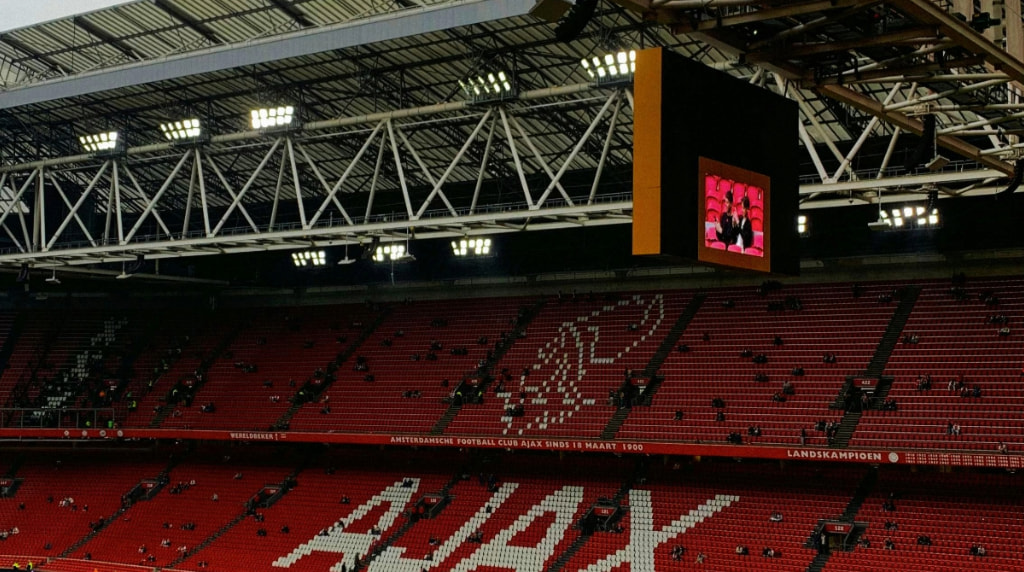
left=852, top=278, right=1024, bottom=452
left=289, top=297, right=523, bottom=434
left=620, top=283, right=896, bottom=446
left=0, top=277, right=1021, bottom=455
left=160, top=304, right=373, bottom=431
left=446, top=292, right=689, bottom=438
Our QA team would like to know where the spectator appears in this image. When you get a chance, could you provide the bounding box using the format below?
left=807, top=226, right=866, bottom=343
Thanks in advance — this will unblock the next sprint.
left=674, top=410, right=683, bottom=421
left=735, top=545, right=749, bottom=556
left=715, top=411, right=726, bottom=422
left=695, top=552, right=706, bottom=564
left=773, top=335, right=784, bottom=346
left=917, top=535, right=931, bottom=546
left=997, top=442, right=1009, bottom=455
left=768, top=512, right=783, bottom=522
left=884, top=538, right=895, bottom=550
left=782, top=380, right=795, bottom=395
left=772, top=392, right=787, bottom=403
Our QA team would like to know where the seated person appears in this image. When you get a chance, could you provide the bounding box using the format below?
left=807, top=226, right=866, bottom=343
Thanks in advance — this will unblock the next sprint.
left=917, top=535, right=931, bottom=546
left=735, top=545, right=749, bottom=556
left=884, top=537, right=895, bottom=550
left=768, top=511, right=783, bottom=522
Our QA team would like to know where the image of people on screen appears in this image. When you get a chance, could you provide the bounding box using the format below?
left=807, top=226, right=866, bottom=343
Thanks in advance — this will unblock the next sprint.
left=704, top=176, right=764, bottom=257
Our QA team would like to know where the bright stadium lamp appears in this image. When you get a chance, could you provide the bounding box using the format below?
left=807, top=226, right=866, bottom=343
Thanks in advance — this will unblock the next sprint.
left=251, top=105, right=297, bottom=130
left=451, top=237, right=493, bottom=257
left=79, top=131, right=121, bottom=154
left=581, top=50, right=635, bottom=85
left=160, top=118, right=204, bottom=142
left=291, top=249, right=326, bottom=268
left=460, top=70, right=517, bottom=104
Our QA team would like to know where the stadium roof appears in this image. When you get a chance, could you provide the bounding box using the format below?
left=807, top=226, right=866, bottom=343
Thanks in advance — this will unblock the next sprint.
left=0, top=0, right=1022, bottom=268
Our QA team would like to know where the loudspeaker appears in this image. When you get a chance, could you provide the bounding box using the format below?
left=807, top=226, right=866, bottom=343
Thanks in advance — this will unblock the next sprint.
left=554, top=0, right=597, bottom=43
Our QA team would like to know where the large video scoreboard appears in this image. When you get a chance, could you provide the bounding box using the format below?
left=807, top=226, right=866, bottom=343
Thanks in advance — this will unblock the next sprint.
left=632, top=47, right=800, bottom=275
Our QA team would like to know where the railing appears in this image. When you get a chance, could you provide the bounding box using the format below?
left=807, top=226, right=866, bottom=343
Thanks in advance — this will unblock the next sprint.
left=0, top=408, right=116, bottom=431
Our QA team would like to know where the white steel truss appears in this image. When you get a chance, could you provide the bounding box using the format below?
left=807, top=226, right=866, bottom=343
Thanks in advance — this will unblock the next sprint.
left=0, top=84, right=634, bottom=267
left=0, top=75, right=1021, bottom=268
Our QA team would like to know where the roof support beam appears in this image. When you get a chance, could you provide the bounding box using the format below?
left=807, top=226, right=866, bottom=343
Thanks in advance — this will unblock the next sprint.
left=0, top=0, right=535, bottom=110
left=267, top=0, right=315, bottom=28
left=0, top=34, right=69, bottom=75
left=74, top=16, right=140, bottom=60
left=890, top=0, right=1024, bottom=86
left=152, top=0, right=222, bottom=45
left=668, top=0, right=868, bottom=33
left=816, top=83, right=1016, bottom=175
left=746, top=26, right=941, bottom=63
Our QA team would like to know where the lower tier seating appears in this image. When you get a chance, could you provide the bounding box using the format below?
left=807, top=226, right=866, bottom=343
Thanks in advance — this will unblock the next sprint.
left=3, top=445, right=1021, bottom=572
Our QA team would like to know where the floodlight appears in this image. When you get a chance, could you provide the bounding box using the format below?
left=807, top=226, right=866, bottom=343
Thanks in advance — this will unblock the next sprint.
left=373, top=244, right=412, bottom=262
left=903, top=206, right=913, bottom=217
left=582, top=50, right=636, bottom=84
left=160, top=118, right=202, bottom=141
left=79, top=131, right=121, bottom=153
left=251, top=105, right=296, bottom=130
left=292, top=249, right=326, bottom=268
left=928, top=214, right=939, bottom=225
left=893, top=217, right=904, bottom=227
left=451, top=237, right=493, bottom=257
left=460, top=70, right=516, bottom=103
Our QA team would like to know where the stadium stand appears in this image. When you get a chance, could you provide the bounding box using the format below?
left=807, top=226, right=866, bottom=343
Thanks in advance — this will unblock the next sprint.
left=288, top=297, right=523, bottom=434
left=4, top=445, right=1021, bottom=572
left=619, top=282, right=898, bottom=446
left=852, top=278, right=1024, bottom=452
left=446, top=291, right=689, bottom=438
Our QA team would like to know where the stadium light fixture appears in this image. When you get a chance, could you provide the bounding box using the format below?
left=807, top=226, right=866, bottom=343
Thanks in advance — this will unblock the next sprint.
left=797, top=215, right=808, bottom=237
left=291, top=250, right=326, bottom=268
left=373, top=244, right=415, bottom=263
left=871, top=202, right=939, bottom=231
left=79, top=131, right=121, bottom=154
left=451, top=237, right=493, bottom=257
left=160, top=118, right=203, bottom=142
left=459, top=70, right=517, bottom=104
left=251, top=105, right=297, bottom=130
left=581, top=50, right=636, bottom=85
